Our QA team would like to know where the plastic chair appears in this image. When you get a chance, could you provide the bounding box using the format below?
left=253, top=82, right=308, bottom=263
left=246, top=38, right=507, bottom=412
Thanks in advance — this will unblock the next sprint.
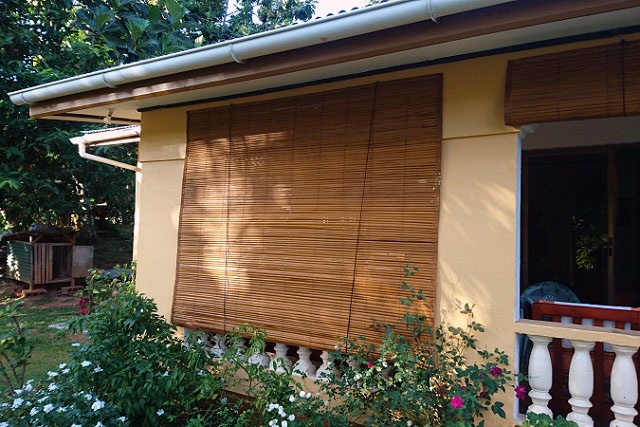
left=520, top=281, right=580, bottom=318
left=519, top=281, right=580, bottom=373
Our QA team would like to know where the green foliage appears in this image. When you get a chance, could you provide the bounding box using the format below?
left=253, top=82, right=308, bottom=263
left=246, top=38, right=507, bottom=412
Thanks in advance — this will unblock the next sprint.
left=68, top=289, right=223, bottom=426
left=1, top=0, right=316, bottom=232
left=0, top=300, right=32, bottom=395
left=517, top=413, right=578, bottom=427
left=83, top=263, right=136, bottom=309
left=321, top=265, right=515, bottom=427
left=0, top=376, right=128, bottom=427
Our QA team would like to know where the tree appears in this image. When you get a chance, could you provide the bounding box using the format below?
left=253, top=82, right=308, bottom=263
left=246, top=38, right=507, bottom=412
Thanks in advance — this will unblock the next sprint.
left=0, top=0, right=316, bottom=232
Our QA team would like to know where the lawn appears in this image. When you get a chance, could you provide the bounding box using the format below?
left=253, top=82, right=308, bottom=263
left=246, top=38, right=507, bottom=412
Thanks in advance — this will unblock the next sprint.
left=0, top=291, right=81, bottom=384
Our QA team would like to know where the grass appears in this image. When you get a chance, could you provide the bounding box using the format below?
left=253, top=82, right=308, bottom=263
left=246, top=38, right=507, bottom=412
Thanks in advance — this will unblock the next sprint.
left=1, top=294, right=80, bottom=385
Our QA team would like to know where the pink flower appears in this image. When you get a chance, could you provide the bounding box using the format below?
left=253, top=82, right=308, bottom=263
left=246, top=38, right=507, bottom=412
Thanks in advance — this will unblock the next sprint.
left=367, top=360, right=374, bottom=369
left=490, top=366, right=503, bottom=377
left=450, top=396, right=463, bottom=409
left=515, top=385, right=527, bottom=400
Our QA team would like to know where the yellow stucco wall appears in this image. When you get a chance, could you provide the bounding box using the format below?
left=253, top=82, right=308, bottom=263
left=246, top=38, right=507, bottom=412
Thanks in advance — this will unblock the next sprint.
left=133, top=35, right=635, bottom=424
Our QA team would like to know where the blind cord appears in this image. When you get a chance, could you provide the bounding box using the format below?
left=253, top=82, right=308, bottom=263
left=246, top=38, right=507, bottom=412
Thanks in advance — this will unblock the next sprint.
left=345, top=82, right=379, bottom=352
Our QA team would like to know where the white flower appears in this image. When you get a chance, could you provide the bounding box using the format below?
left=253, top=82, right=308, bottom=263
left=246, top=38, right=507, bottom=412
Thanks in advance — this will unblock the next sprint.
left=62, top=368, right=70, bottom=374
left=30, top=407, right=39, bottom=416
left=12, top=398, right=24, bottom=408
left=157, top=408, right=165, bottom=416
left=268, top=421, right=277, bottom=427
left=81, top=360, right=92, bottom=367
left=305, top=392, right=311, bottom=399
left=57, top=406, right=68, bottom=412
left=24, top=381, right=33, bottom=392
left=85, top=393, right=93, bottom=400
left=288, top=395, right=295, bottom=402
left=118, top=416, right=126, bottom=423
left=299, top=390, right=306, bottom=398
left=0, top=422, right=9, bottom=427
left=354, top=374, right=361, bottom=381
left=288, top=414, right=295, bottom=421
left=71, top=424, right=82, bottom=427
left=162, top=371, right=169, bottom=377
left=71, top=342, right=81, bottom=347
left=43, top=403, right=54, bottom=413
left=281, top=421, right=288, bottom=427
left=96, top=422, right=105, bottom=427
left=47, top=371, right=59, bottom=378
left=93, top=366, right=103, bottom=373
left=91, top=399, right=105, bottom=411
left=220, top=397, right=228, bottom=404
left=59, top=363, right=67, bottom=369
left=48, top=383, right=58, bottom=391
left=407, top=421, right=413, bottom=426
left=13, top=388, right=23, bottom=395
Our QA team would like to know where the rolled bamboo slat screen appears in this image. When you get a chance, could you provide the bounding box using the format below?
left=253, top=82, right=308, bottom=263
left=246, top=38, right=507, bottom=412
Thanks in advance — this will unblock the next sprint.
left=505, top=40, right=640, bottom=127
left=173, top=74, right=442, bottom=350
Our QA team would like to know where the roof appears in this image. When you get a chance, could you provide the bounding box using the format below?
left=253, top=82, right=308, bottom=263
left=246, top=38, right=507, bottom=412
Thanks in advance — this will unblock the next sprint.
left=8, top=0, right=640, bottom=124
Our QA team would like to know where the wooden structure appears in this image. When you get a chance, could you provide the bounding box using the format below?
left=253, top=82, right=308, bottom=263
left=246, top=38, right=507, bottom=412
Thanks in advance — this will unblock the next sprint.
left=3, top=232, right=93, bottom=295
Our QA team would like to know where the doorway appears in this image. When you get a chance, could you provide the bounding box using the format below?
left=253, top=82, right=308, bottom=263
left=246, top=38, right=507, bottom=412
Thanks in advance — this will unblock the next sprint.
left=521, top=118, right=640, bottom=307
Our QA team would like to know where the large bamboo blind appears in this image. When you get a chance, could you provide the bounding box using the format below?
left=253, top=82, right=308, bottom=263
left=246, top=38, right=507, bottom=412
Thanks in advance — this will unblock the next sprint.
left=173, top=74, right=442, bottom=350
left=505, top=41, right=640, bottom=126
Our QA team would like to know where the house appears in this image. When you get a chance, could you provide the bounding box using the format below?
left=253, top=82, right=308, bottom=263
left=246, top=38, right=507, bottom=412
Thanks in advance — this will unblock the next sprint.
left=9, top=0, right=640, bottom=425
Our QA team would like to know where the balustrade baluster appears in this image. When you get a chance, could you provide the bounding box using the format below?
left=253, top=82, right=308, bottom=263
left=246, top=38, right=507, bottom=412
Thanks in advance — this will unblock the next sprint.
left=610, top=344, right=639, bottom=427
left=527, top=335, right=553, bottom=417
left=210, top=333, right=226, bottom=357
left=293, top=347, right=316, bottom=378
left=567, top=340, right=595, bottom=427
left=316, top=350, right=334, bottom=381
left=270, top=342, right=292, bottom=373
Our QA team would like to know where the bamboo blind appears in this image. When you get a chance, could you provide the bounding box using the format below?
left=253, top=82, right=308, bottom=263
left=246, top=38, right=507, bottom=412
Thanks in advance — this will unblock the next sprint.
left=625, top=41, right=640, bottom=116
left=173, top=75, right=442, bottom=350
left=505, top=43, right=626, bottom=126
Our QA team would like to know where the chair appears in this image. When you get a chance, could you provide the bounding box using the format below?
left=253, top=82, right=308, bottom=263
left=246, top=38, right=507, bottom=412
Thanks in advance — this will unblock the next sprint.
left=519, top=281, right=580, bottom=373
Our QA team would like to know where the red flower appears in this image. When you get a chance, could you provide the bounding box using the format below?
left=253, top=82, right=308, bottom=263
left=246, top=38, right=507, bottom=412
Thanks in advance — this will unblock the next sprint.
left=367, top=360, right=374, bottom=369
left=490, top=366, right=503, bottom=377
left=450, top=396, right=463, bottom=409
left=515, top=385, right=527, bottom=400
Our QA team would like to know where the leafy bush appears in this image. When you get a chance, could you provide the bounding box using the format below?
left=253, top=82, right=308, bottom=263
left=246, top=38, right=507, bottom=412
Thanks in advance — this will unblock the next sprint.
left=517, top=413, right=578, bottom=427
left=0, top=300, right=32, bottom=394
left=321, top=264, right=515, bottom=427
left=68, top=288, right=224, bottom=426
left=0, top=375, right=127, bottom=426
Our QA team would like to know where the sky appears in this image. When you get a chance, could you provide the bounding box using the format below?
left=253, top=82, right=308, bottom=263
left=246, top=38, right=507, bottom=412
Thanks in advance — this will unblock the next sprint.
left=313, top=0, right=371, bottom=17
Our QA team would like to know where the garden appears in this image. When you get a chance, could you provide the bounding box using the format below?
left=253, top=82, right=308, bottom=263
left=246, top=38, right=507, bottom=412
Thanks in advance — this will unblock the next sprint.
left=0, top=266, right=575, bottom=426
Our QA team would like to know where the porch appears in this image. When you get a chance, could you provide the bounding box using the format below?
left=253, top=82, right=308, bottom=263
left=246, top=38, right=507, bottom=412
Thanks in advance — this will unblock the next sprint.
left=516, top=301, right=640, bottom=427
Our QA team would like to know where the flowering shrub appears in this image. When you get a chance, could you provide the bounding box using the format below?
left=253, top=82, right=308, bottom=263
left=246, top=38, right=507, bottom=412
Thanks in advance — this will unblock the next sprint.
left=67, top=289, right=225, bottom=427
left=321, top=264, right=516, bottom=427
left=0, top=370, right=127, bottom=426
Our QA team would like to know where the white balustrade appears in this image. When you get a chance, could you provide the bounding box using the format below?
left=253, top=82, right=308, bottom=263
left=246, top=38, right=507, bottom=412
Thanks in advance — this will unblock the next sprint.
left=210, top=333, right=227, bottom=357
left=247, top=347, right=270, bottom=367
left=610, top=344, right=638, bottom=427
left=527, top=335, right=554, bottom=417
left=270, top=342, right=292, bottom=373
left=567, top=340, right=595, bottom=427
left=315, top=350, right=334, bottom=381
left=524, top=333, right=640, bottom=427
left=293, top=346, right=317, bottom=378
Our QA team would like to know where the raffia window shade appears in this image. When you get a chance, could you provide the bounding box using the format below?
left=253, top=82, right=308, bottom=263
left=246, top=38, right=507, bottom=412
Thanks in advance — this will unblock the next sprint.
left=504, top=43, right=626, bottom=126
left=625, top=41, right=640, bottom=116
left=173, top=75, right=441, bottom=350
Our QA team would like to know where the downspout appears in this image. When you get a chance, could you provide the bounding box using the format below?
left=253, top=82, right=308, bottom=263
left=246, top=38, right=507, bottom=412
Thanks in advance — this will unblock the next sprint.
left=8, top=0, right=515, bottom=106
left=69, top=127, right=141, bottom=173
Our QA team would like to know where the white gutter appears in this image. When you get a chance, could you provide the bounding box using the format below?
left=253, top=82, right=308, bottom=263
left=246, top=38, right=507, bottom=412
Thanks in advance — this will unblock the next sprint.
left=70, top=126, right=141, bottom=173
left=8, top=0, right=514, bottom=106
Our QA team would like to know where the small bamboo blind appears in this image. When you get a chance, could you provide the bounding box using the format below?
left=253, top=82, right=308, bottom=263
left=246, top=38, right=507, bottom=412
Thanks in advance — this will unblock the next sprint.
left=625, top=40, right=640, bottom=116
left=504, top=42, right=636, bottom=126
left=173, top=75, right=442, bottom=350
